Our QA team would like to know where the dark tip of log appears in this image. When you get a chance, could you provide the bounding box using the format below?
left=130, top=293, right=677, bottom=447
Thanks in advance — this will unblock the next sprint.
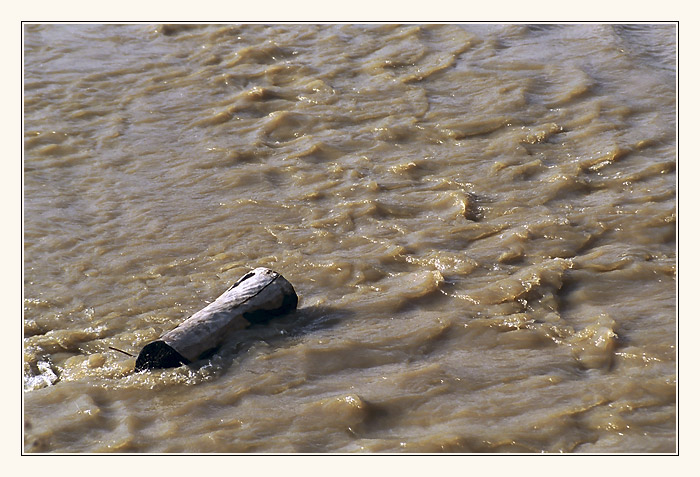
left=280, top=288, right=299, bottom=315
left=134, top=340, right=190, bottom=372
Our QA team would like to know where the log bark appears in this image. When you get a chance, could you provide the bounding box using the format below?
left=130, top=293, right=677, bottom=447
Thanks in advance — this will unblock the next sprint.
left=135, top=267, right=297, bottom=371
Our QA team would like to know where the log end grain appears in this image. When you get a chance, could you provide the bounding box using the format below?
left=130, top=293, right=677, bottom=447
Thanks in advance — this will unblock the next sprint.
left=243, top=276, right=298, bottom=324
left=134, top=340, right=190, bottom=372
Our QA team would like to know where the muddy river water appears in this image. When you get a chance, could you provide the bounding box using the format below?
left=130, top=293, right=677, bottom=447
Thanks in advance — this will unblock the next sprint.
left=23, top=23, right=676, bottom=453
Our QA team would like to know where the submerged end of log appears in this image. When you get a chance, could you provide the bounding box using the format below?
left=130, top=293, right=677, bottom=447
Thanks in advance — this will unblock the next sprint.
left=134, top=340, right=190, bottom=372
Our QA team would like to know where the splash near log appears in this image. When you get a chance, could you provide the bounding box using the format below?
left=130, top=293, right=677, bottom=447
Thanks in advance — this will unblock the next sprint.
left=135, top=267, right=298, bottom=371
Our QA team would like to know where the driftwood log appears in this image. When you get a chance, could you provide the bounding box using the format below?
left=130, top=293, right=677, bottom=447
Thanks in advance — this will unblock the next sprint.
left=135, top=267, right=298, bottom=371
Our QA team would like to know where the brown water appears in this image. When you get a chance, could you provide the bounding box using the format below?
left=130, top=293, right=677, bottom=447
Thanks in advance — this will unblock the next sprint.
left=23, top=23, right=677, bottom=453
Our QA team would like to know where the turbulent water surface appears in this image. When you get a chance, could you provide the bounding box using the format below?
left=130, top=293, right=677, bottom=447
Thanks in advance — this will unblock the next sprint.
left=23, top=23, right=676, bottom=453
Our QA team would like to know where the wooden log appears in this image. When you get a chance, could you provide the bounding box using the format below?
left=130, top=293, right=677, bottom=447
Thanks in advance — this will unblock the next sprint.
left=135, top=267, right=298, bottom=371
